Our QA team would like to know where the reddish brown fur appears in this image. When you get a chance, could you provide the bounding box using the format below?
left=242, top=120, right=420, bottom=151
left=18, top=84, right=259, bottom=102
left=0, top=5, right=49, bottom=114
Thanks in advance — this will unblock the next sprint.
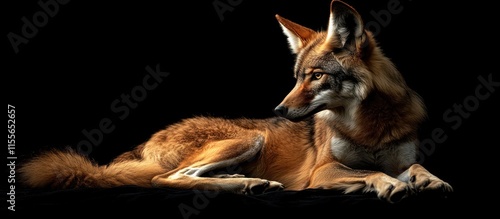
left=19, top=0, right=452, bottom=202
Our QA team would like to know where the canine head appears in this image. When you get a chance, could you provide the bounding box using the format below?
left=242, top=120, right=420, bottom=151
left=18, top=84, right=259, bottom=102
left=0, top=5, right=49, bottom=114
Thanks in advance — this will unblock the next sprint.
left=274, top=0, right=409, bottom=122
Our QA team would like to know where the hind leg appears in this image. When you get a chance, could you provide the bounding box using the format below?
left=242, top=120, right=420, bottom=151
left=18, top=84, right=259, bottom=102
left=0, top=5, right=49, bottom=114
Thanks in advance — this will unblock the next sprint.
left=151, top=132, right=284, bottom=194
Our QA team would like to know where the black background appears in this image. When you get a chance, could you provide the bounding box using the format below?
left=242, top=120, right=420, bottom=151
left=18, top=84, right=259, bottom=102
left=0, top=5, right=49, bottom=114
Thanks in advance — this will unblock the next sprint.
left=4, top=0, right=499, bottom=216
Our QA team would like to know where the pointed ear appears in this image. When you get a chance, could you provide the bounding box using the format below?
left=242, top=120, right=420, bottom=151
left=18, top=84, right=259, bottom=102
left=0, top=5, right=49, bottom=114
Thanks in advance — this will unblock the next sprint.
left=324, top=0, right=367, bottom=52
left=276, top=14, right=316, bottom=54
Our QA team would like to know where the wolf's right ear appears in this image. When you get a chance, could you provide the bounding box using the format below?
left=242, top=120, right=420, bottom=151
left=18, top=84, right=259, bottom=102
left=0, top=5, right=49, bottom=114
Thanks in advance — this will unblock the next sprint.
left=276, top=14, right=316, bottom=54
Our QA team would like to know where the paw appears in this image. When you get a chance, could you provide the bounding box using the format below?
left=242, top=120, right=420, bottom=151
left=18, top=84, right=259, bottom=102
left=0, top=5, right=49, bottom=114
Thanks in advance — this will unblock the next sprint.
left=243, top=179, right=284, bottom=195
left=409, top=172, right=453, bottom=195
left=407, top=164, right=453, bottom=196
left=369, top=174, right=410, bottom=203
left=377, top=178, right=410, bottom=203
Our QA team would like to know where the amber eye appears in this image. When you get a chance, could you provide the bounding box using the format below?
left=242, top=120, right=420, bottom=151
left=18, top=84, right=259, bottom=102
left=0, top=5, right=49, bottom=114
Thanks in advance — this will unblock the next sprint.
left=313, top=72, right=323, bottom=80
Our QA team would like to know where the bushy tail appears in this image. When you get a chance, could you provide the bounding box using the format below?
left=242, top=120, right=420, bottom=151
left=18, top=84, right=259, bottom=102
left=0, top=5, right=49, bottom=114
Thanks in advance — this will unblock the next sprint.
left=19, top=149, right=165, bottom=189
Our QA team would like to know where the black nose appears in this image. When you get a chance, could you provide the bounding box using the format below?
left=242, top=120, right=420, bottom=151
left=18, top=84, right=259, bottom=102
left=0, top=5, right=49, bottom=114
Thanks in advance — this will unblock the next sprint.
left=274, top=105, right=288, bottom=117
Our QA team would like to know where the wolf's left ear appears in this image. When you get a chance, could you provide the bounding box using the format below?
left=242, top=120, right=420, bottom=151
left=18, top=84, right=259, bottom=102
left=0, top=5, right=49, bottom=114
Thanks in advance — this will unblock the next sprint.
left=324, top=0, right=367, bottom=53
left=276, top=14, right=316, bottom=54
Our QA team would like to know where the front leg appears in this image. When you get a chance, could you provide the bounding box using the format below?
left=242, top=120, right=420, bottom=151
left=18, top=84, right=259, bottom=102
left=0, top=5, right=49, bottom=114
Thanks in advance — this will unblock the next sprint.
left=397, top=163, right=453, bottom=195
left=308, top=162, right=410, bottom=203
